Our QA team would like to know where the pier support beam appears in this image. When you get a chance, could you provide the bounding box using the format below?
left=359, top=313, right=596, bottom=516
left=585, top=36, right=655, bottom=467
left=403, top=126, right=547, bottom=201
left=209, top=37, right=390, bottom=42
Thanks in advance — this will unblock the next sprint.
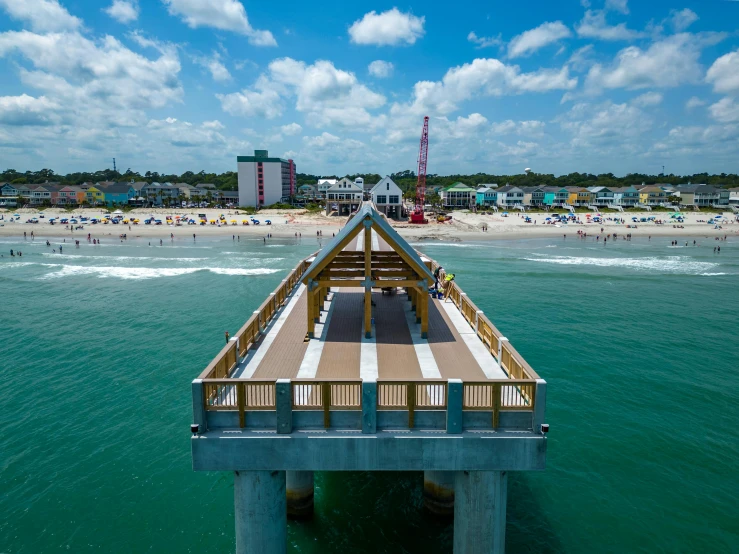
left=423, top=471, right=455, bottom=516
left=286, top=471, right=314, bottom=518
left=453, top=471, right=507, bottom=554
left=234, top=470, right=286, bottom=554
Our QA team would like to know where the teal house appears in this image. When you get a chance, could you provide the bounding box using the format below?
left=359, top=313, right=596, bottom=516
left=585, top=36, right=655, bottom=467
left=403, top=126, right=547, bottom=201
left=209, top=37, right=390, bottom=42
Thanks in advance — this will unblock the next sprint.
left=103, top=183, right=135, bottom=206
left=475, top=187, right=497, bottom=206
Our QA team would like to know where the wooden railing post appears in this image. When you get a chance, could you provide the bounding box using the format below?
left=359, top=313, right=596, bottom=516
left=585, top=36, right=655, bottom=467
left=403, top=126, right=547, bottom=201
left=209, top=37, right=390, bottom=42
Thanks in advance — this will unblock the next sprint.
left=407, top=382, right=416, bottom=428
left=492, top=382, right=500, bottom=429
left=322, top=382, right=331, bottom=429
left=237, top=382, right=245, bottom=428
left=498, top=336, right=508, bottom=366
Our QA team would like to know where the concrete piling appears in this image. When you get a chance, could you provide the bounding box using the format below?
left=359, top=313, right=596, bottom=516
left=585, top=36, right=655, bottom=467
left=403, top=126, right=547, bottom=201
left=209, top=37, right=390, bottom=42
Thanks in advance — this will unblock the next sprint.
left=286, top=471, right=314, bottom=518
left=453, top=471, right=508, bottom=554
left=234, top=470, right=286, bottom=554
left=423, top=471, right=455, bottom=516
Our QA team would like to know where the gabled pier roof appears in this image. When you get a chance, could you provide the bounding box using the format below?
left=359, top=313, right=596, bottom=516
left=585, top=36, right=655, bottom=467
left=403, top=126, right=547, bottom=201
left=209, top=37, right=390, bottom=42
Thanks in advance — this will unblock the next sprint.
left=302, top=203, right=434, bottom=284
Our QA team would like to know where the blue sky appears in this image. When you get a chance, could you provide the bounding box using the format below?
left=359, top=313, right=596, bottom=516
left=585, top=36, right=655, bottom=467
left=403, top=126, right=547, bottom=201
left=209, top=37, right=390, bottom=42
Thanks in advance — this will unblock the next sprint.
left=1, top=0, right=738, bottom=177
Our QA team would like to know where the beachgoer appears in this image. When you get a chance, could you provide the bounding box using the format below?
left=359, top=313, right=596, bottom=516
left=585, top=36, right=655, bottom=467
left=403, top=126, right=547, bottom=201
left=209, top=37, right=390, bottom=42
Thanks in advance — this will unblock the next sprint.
left=59, top=246, right=62, bottom=253
left=434, top=265, right=443, bottom=291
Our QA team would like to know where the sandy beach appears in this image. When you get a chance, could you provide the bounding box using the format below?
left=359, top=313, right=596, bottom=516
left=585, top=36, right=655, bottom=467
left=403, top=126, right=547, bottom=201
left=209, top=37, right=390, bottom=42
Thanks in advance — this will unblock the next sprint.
left=1, top=206, right=737, bottom=242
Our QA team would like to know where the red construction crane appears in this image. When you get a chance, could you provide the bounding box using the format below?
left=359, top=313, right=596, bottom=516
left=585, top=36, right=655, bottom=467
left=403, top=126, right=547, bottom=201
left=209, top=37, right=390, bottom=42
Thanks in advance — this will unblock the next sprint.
left=410, top=116, right=429, bottom=224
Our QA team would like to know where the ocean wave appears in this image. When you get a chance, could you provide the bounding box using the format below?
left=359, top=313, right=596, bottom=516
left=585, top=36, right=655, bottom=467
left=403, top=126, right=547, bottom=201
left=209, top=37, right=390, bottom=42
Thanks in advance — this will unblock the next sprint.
left=36, top=265, right=281, bottom=280
left=40, top=253, right=206, bottom=262
left=699, top=272, right=728, bottom=276
left=523, top=255, right=719, bottom=274
left=209, top=268, right=281, bottom=276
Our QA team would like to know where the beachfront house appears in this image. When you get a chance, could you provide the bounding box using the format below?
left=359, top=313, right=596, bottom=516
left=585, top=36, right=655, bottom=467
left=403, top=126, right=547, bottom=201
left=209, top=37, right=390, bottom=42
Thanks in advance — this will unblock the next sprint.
left=524, top=186, right=546, bottom=208
left=55, top=185, right=81, bottom=205
left=102, top=183, right=135, bottom=206
left=371, top=177, right=403, bottom=219
left=613, top=186, right=640, bottom=207
left=317, top=178, right=338, bottom=198
left=325, top=179, right=362, bottom=215
left=638, top=185, right=668, bottom=206
left=684, top=185, right=729, bottom=207
left=541, top=186, right=569, bottom=207
left=440, top=182, right=475, bottom=209
left=729, top=188, right=739, bottom=206
left=1, top=183, right=18, bottom=198
left=297, top=184, right=318, bottom=201
left=588, top=186, right=615, bottom=207
left=28, top=185, right=53, bottom=206
left=495, top=185, right=525, bottom=208
left=476, top=186, right=498, bottom=207
left=564, top=187, right=591, bottom=207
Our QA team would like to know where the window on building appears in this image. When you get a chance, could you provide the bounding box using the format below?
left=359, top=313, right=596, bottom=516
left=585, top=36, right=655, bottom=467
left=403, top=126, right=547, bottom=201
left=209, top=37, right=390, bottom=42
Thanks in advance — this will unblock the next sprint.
left=389, top=195, right=399, bottom=204
left=377, top=195, right=387, bottom=203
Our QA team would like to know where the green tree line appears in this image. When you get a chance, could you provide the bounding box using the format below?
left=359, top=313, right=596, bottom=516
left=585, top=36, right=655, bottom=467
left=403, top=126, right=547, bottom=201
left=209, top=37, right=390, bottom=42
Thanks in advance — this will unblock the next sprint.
left=3, top=168, right=738, bottom=193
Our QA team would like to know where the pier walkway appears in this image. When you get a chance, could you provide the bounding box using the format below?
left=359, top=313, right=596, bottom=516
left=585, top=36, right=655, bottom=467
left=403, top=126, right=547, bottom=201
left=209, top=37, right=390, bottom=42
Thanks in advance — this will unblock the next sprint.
left=191, top=203, right=548, bottom=554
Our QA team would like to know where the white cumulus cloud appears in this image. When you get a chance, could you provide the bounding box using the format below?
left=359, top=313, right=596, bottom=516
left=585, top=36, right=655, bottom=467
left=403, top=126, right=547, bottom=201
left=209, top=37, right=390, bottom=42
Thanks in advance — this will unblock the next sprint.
left=0, top=0, right=81, bottom=32
left=193, top=51, right=231, bottom=82
left=669, top=8, right=698, bottom=32
left=368, top=60, right=394, bottom=78
left=163, top=0, right=276, bottom=46
left=605, top=0, right=629, bottom=15
left=216, top=77, right=283, bottom=119
left=631, top=92, right=663, bottom=107
left=685, top=96, right=705, bottom=110
left=105, top=0, right=139, bottom=24
left=577, top=10, right=643, bottom=41
left=706, top=49, right=739, bottom=95
left=348, top=8, right=425, bottom=46
left=397, top=58, right=577, bottom=116
left=0, top=93, right=60, bottom=125
left=223, top=58, right=386, bottom=128
left=280, top=122, right=302, bottom=135
left=709, top=97, right=739, bottom=123
left=585, top=34, right=705, bottom=92
left=508, top=21, right=571, bottom=58
left=467, top=31, right=503, bottom=49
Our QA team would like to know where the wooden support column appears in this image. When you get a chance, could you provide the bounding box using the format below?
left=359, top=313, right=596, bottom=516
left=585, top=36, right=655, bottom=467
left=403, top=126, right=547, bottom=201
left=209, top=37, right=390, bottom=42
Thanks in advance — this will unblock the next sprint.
left=314, top=286, right=322, bottom=323
left=415, top=285, right=422, bottom=324
left=363, top=224, right=372, bottom=338
left=420, top=285, right=429, bottom=339
left=307, top=285, right=316, bottom=338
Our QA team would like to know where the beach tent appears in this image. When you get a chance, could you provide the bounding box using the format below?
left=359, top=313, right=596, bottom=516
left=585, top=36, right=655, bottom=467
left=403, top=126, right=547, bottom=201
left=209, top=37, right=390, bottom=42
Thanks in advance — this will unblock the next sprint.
left=113, top=210, right=123, bottom=215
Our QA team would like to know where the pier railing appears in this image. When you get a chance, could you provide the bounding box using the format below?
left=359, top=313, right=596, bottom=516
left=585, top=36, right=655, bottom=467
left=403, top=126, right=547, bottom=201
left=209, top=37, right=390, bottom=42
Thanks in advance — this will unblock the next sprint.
left=426, top=258, right=539, bottom=381
left=198, top=257, right=311, bottom=380
left=193, top=252, right=545, bottom=435
left=194, top=377, right=544, bottom=433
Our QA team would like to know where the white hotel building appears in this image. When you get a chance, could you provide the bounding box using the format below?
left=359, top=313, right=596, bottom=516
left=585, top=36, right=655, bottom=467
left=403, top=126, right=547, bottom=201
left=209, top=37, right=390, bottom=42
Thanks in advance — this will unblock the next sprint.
left=237, top=150, right=296, bottom=208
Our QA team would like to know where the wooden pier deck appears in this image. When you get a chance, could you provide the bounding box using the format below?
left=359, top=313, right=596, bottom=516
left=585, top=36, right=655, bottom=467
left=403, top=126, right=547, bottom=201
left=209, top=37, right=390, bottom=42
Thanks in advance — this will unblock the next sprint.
left=232, top=232, right=506, bottom=382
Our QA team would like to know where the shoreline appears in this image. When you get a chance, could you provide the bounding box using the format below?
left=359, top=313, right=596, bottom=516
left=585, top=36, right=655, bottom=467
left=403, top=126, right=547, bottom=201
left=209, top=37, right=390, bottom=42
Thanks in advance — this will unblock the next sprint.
left=1, top=206, right=737, bottom=243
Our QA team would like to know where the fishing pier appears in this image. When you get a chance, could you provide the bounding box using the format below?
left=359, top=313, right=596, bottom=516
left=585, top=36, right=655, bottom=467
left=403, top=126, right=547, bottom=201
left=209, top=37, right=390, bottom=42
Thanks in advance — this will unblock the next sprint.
left=191, top=204, right=548, bottom=554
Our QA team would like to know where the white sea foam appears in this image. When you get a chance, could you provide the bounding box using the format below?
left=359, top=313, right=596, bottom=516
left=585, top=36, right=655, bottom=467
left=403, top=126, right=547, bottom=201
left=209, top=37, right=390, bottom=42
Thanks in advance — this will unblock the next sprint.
left=40, top=253, right=205, bottom=262
left=37, top=265, right=281, bottom=280
left=209, top=268, right=281, bottom=276
left=523, top=255, right=719, bottom=274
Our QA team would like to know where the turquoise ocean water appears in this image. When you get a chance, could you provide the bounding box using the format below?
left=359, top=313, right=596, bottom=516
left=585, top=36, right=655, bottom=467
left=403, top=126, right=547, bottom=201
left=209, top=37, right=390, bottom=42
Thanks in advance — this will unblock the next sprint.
left=1, top=234, right=737, bottom=553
